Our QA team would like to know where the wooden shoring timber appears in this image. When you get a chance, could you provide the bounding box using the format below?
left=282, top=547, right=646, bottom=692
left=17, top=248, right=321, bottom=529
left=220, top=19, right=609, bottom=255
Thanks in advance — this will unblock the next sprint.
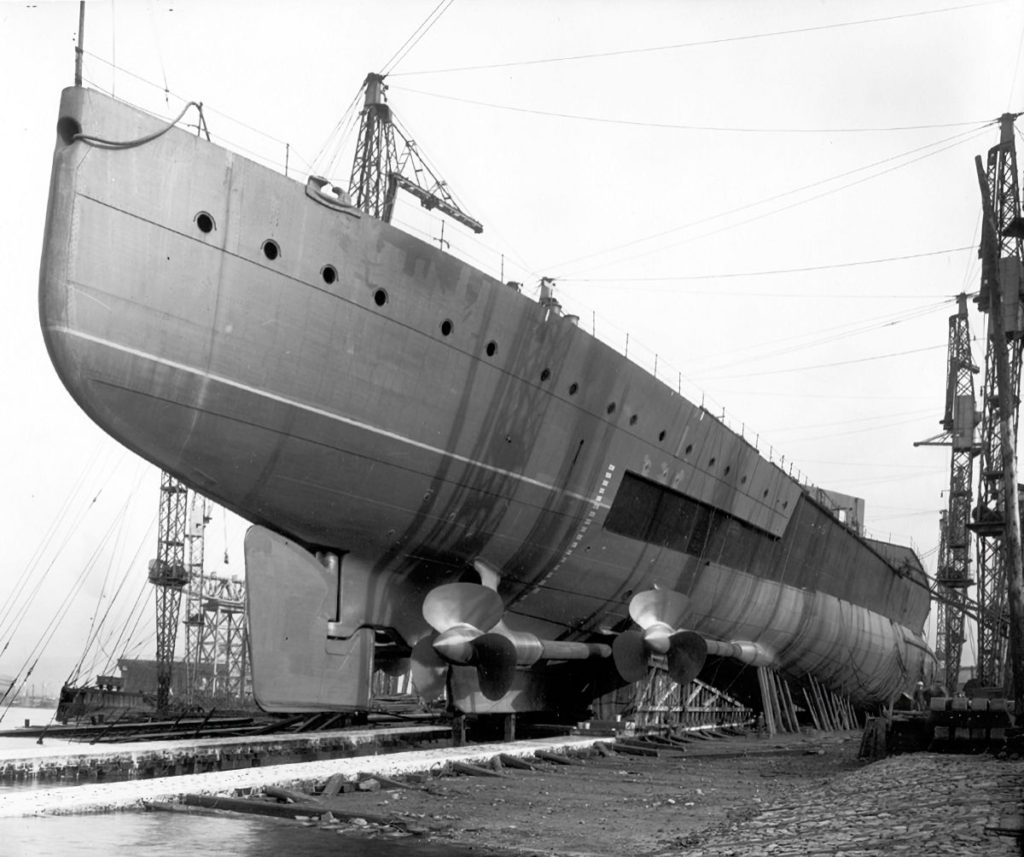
left=802, top=686, right=822, bottom=731
left=756, top=667, right=778, bottom=736
left=808, top=676, right=833, bottom=731
left=782, top=678, right=800, bottom=731
left=775, top=672, right=796, bottom=732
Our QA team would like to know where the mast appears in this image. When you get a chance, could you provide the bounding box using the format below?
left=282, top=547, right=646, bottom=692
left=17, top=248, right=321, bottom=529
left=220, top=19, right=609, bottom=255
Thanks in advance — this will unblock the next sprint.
left=75, top=1, right=85, bottom=86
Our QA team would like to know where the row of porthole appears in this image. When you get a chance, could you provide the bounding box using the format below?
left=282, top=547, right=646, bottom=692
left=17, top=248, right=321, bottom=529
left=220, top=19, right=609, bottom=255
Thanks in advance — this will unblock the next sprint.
left=211, top=215, right=786, bottom=504
left=196, top=213, right=348, bottom=288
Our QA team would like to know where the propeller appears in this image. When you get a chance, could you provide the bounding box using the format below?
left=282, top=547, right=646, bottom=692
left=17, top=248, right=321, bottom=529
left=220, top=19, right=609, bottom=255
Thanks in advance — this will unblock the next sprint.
left=666, top=631, right=708, bottom=686
left=423, top=582, right=504, bottom=634
left=410, top=582, right=511, bottom=701
left=614, top=589, right=707, bottom=684
left=472, top=632, right=519, bottom=700
left=629, top=589, right=691, bottom=653
left=612, top=629, right=648, bottom=682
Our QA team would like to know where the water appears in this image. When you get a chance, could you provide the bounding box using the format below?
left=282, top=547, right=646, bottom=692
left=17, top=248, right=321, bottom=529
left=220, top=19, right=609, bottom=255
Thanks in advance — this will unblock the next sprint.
left=0, top=707, right=493, bottom=856
left=0, top=813, right=488, bottom=857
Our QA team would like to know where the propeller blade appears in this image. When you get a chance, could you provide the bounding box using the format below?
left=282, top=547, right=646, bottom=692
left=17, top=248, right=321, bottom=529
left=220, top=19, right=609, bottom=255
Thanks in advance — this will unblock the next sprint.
left=612, top=629, right=648, bottom=682
left=666, top=630, right=708, bottom=686
left=410, top=636, right=448, bottom=702
left=471, top=632, right=518, bottom=700
left=422, top=582, right=504, bottom=634
left=629, top=589, right=690, bottom=630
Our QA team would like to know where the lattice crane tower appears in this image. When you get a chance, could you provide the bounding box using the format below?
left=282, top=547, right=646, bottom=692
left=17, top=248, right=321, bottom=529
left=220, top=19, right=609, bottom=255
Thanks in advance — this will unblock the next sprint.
left=916, top=294, right=978, bottom=691
left=348, top=72, right=482, bottom=233
left=148, top=471, right=191, bottom=712
left=971, top=112, right=1024, bottom=686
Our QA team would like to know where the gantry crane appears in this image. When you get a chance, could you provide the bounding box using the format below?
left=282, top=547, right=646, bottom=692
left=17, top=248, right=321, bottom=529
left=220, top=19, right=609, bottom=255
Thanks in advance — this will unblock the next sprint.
left=915, top=293, right=979, bottom=691
left=970, top=112, right=1024, bottom=689
left=349, top=72, right=483, bottom=233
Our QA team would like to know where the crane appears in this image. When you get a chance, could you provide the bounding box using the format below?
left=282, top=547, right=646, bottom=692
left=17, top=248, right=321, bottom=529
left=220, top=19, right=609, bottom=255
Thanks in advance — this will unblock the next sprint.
left=348, top=73, right=483, bottom=234
left=915, top=293, right=978, bottom=692
left=970, top=112, right=1024, bottom=690
left=147, top=472, right=191, bottom=712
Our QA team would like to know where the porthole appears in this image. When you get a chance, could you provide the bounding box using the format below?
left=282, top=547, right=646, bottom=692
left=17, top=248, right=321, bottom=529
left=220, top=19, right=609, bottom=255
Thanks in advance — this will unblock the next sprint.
left=741, top=475, right=748, bottom=484
left=606, top=402, right=617, bottom=415
left=440, top=319, right=454, bottom=337
left=658, top=430, right=666, bottom=442
left=195, top=212, right=215, bottom=234
left=486, top=341, right=498, bottom=357
left=763, top=489, right=770, bottom=498
left=540, top=368, right=551, bottom=382
left=709, top=457, right=716, bottom=467
left=782, top=500, right=789, bottom=509
left=685, top=444, right=693, bottom=455
left=629, top=414, right=638, bottom=426
left=724, top=465, right=731, bottom=475
left=569, top=382, right=579, bottom=395
left=322, top=265, right=338, bottom=285
left=373, top=289, right=388, bottom=307
left=262, top=239, right=280, bottom=260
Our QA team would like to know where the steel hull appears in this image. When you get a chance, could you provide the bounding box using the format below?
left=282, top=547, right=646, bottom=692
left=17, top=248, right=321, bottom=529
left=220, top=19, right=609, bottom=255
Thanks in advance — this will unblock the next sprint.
left=39, top=88, right=933, bottom=707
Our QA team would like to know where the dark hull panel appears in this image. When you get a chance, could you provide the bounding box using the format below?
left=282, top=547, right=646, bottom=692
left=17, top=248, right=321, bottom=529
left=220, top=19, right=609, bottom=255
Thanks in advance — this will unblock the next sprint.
left=39, top=88, right=933, bottom=710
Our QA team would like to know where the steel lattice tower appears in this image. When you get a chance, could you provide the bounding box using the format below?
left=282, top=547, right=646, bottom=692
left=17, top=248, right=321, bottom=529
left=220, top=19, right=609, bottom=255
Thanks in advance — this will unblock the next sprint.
left=148, top=472, right=190, bottom=711
left=347, top=72, right=482, bottom=233
left=972, top=112, right=1024, bottom=686
left=917, top=294, right=978, bottom=691
left=349, top=73, right=399, bottom=220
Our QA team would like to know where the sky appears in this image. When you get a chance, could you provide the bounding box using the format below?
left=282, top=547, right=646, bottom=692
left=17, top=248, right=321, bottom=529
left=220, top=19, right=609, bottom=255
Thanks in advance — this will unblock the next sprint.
left=0, top=0, right=1022, bottom=698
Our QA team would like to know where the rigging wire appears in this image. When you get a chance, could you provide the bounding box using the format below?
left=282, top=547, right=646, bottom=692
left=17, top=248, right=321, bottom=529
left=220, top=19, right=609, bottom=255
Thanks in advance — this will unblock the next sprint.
left=391, top=1, right=1002, bottom=76
left=0, top=440, right=109, bottom=641
left=0, top=449, right=132, bottom=659
left=699, top=341, right=948, bottom=382
left=381, top=0, right=456, bottom=76
left=542, top=123, right=992, bottom=276
left=390, top=84, right=991, bottom=134
left=67, top=479, right=154, bottom=686
left=1, top=490, right=145, bottom=716
left=560, top=246, right=975, bottom=285
left=686, top=300, right=953, bottom=374
left=559, top=126, right=994, bottom=278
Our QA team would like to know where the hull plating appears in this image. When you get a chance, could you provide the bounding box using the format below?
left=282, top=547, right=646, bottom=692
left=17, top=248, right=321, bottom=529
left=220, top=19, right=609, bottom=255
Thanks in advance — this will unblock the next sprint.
left=39, top=88, right=933, bottom=706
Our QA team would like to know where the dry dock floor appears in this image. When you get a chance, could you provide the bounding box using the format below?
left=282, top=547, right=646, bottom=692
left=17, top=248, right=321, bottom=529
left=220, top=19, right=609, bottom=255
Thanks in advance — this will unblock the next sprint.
left=318, top=730, right=1024, bottom=856
left=2, top=729, right=1021, bottom=855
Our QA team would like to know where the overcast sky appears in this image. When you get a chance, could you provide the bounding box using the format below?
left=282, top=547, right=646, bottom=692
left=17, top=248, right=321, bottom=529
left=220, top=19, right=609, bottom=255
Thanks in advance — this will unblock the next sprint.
left=1, top=0, right=1021, bottom=697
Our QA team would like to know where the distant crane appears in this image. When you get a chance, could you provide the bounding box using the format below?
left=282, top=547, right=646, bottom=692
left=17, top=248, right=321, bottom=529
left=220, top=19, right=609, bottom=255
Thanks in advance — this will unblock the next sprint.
left=915, top=293, right=979, bottom=691
left=147, top=472, right=191, bottom=712
left=970, top=112, right=1024, bottom=689
left=349, top=72, right=483, bottom=234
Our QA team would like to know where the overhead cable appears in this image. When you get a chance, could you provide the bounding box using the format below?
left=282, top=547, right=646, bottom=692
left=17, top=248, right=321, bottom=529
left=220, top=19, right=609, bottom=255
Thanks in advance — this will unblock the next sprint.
left=542, top=124, right=991, bottom=275
left=562, top=246, right=975, bottom=284
left=391, top=84, right=990, bottom=134
left=391, top=1, right=1001, bottom=76
left=381, top=0, right=456, bottom=76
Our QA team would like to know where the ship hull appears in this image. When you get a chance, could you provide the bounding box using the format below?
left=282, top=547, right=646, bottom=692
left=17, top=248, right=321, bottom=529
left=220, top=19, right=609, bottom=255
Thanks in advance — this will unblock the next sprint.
left=39, top=88, right=932, bottom=711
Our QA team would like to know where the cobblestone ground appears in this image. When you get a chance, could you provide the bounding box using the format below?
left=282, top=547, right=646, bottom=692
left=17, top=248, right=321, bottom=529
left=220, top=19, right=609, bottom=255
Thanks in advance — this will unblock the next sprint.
left=680, top=753, right=1024, bottom=857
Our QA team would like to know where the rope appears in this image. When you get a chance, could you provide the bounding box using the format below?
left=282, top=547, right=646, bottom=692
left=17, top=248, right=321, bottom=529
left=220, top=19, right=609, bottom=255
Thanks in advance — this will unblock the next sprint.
left=73, top=101, right=205, bottom=149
